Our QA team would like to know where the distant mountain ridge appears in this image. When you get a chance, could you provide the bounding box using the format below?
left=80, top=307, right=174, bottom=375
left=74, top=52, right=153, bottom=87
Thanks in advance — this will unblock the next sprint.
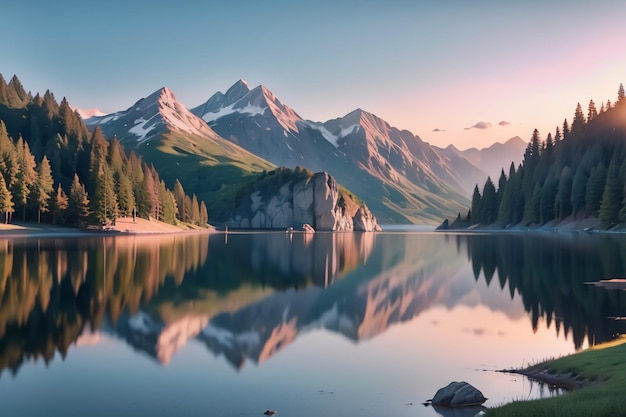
left=434, top=136, right=526, bottom=189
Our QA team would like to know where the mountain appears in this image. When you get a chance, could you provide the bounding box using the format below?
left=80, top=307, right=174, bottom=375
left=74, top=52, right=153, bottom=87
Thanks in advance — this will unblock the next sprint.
left=432, top=136, right=526, bottom=192
left=460, top=136, right=526, bottom=182
left=191, top=79, right=340, bottom=173
left=85, top=86, right=381, bottom=228
left=86, top=86, right=228, bottom=147
left=85, top=87, right=276, bottom=217
left=192, top=81, right=471, bottom=223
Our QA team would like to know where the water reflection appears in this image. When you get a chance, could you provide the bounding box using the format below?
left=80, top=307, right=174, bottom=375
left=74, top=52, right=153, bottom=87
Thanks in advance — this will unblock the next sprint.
left=1, top=231, right=626, bottom=379
left=463, top=232, right=626, bottom=349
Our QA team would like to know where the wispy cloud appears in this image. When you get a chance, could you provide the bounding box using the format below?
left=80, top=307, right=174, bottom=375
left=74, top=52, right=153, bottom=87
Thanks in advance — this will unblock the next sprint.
left=467, top=121, right=493, bottom=130
left=432, top=128, right=446, bottom=132
left=498, top=120, right=511, bottom=126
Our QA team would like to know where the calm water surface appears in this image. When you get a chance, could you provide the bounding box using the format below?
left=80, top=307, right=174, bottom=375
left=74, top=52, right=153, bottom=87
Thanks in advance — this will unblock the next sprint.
left=1, top=230, right=625, bottom=417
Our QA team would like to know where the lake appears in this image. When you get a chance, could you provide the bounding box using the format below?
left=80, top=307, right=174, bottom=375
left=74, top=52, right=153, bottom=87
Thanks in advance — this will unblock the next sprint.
left=0, top=230, right=625, bottom=417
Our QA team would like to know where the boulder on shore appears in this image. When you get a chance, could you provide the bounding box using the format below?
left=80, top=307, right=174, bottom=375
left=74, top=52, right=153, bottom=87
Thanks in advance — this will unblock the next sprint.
left=429, top=381, right=487, bottom=407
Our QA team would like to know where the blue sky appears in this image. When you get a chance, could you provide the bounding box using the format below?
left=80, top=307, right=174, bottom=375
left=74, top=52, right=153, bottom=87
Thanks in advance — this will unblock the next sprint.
left=3, top=1, right=626, bottom=149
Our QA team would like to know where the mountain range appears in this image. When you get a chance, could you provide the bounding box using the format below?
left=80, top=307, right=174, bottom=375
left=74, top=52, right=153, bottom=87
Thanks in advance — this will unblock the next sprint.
left=86, top=80, right=525, bottom=224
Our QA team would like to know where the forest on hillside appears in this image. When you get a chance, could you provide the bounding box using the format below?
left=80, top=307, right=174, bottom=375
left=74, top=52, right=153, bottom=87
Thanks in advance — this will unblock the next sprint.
left=459, top=83, right=626, bottom=229
left=0, top=74, right=208, bottom=227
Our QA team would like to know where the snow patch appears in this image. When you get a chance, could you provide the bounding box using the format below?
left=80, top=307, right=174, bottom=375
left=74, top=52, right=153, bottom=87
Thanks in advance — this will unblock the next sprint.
left=201, top=102, right=267, bottom=122
left=340, top=124, right=360, bottom=137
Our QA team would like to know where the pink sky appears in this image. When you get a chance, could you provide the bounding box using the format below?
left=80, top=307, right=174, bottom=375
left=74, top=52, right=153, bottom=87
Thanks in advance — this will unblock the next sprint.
left=3, top=1, right=625, bottom=150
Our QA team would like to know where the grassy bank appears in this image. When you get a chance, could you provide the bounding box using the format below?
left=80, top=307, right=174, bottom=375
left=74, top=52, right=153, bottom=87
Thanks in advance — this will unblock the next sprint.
left=487, top=336, right=626, bottom=416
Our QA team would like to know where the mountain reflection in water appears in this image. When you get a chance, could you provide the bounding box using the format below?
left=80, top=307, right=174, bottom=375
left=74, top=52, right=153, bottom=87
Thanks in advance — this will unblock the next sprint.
left=1, top=231, right=626, bottom=378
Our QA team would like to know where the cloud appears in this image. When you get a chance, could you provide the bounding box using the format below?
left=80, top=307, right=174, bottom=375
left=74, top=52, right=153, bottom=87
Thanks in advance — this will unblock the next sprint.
left=432, top=128, right=446, bottom=132
left=467, top=121, right=493, bottom=130
left=498, top=120, right=511, bottom=126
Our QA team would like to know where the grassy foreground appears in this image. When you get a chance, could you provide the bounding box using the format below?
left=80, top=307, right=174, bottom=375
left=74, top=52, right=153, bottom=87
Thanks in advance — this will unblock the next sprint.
left=487, top=336, right=626, bottom=416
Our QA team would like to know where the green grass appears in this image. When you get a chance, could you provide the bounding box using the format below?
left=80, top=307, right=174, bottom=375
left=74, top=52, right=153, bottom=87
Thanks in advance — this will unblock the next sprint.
left=487, top=336, right=626, bottom=417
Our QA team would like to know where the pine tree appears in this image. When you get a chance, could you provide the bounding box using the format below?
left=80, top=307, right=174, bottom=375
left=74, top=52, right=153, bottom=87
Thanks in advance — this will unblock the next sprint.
left=0, top=74, right=8, bottom=105
left=496, top=169, right=507, bottom=208
left=570, top=103, right=586, bottom=136
left=13, top=137, right=38, bottom=221
left=200, top=200, right=208, bottom=225
left=545, top=133, right=554, bottom=155
left=526, top=184, right=541, bottom=224
left=150, top=166, right=162, bottom=220
left=562, top=119, right=570, bottom=141
left=6, top=75, right=29, bottom=108
left=555, top=166, right=573, bottom=220
left=33, top=156, right=54, bottom=223
left=554, top=126, right=562, bottom=143
left=587, top=100, right=598, bottom=122
left=159, top=181, right=177, bottom=224
left=115, top=171, right=135, bottom=217
left=585, top=162, right=607, bottom=215
left=0, top=175, right=14, bottom=223
left=141, top=165, right=157, bottom=219
left=92, top=163, right=118, bottom=226
left=570, top=165, right=588, bottom=218
left=471, top=185, right=482, bottom=224
left=52, top=184, right=68, bottom=224
left=480, top=177, right=497, bottom=225
left=540, top=177, right=558, bottom=224
left=183, top=195, right=193, bottom=223
left=0, top=121, right=18, bottom=200
left=191, top=194, right=201, bottom=226
left=68, top=174, right=90, bottom=227
left=497, top=163, right=517, bottom=226
left=599, top=153, right=623, bottom=228
left=618, top=83, right=625, bottom=103
left=173, top=179, right=187, bottom=222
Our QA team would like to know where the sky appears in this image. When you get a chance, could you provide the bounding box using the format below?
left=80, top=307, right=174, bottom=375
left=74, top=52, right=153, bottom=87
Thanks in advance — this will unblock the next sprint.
left=2, top=0, right=626, bottom=150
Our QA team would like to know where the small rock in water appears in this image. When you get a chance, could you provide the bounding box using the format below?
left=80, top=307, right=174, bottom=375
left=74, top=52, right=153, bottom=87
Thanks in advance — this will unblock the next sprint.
left=263, top=410, right=277, bottom=415
left=429, top=381, right=487, bottom=407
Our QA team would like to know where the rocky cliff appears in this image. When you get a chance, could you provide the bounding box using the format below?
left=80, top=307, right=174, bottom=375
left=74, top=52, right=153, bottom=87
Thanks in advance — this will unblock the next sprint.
left=225, top=169, right=380, bottom=231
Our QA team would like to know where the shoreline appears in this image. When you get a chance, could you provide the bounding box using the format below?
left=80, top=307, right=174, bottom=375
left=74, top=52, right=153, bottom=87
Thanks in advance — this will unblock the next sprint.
left=497, top=362, right=587, bottom=392
left=437, top=215, right=626, bottom=235
left=488, top=335, right=626, bottom=416
left=0, top=217, right=213, bottom=238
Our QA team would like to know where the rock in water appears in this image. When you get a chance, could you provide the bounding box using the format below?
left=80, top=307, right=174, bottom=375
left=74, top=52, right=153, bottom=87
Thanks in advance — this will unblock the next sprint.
left=263, top=410, right=277, bottom=415
left=430, top=381, right=487, bottom=407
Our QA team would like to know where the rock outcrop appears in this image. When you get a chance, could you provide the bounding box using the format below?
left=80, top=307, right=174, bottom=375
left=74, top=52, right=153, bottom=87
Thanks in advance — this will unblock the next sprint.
left=225, top=170, right=380, bottom=231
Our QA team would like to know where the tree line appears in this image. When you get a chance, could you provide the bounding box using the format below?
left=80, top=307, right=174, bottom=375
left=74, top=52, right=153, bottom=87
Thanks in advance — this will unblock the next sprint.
left=0, top=74, right=208, bottom=227
left=460, top=83, right=626, bottom=229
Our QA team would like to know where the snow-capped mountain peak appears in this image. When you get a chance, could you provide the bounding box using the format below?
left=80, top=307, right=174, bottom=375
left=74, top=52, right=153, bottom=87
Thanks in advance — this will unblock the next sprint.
left=191, top=81, right=303, bottom=134
left=86, top=86, right=220, bottom=144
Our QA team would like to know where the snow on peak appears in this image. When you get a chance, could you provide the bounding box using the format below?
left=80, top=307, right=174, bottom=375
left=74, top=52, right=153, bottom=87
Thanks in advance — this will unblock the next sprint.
left=114, top=86, right=220, bottom=143
left=194, top=82, right=303, bottom=134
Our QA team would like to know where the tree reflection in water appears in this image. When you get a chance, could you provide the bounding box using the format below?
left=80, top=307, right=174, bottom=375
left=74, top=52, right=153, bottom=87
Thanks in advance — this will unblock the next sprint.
left=1, top=231, right=626, bottom=377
